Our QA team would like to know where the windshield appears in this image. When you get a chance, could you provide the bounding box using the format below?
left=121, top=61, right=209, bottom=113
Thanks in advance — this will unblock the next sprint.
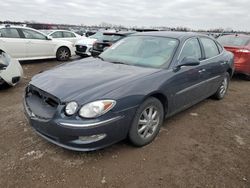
left=218, top=35, right=250, bottom=47
left=40, top=30, right=53, bottom=35
left=99, top=36, right=179, bottom=68
left=100, top=34, right=123, bottom=42
left=89, top=32, right=103, bottom=40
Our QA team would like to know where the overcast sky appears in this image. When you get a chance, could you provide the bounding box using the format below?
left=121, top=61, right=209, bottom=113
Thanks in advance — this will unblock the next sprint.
left=1, top=0, right=249, bottom=31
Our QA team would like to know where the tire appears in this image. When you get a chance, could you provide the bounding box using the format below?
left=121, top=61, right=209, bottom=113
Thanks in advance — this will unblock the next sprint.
left=128, top=97, right=164, bottom=147
left=213, top=72, right=230, bottom=100
left=56, top=47, right=70, bottom=61
left=243, top=74, right=250, bottom=81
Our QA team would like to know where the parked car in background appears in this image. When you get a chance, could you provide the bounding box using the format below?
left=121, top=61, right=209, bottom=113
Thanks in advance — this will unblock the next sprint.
left=0, top=51, right=23, bottom=87
left=218, top=34, right=250, bottom=80
left=40, top=30, right=82, bottom=44
left=91, top=31, right=136, bottom=57
left=0, top=25, right=75, bottom=61
left=85, top=30, right=97, bottom=37
left=24, top=32, right=234, bottom=151
left=75, top=31, right=105, bottom=57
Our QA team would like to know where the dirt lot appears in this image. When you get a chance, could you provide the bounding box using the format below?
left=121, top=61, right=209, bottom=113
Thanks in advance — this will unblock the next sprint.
left=0, top=57, right=250, bottom=188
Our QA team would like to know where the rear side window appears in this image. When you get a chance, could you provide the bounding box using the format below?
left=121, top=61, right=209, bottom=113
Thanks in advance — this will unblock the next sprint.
left=0, top=28, right=20, bottom=38
left=51, top=31, right=63, bottom=38
left=200, top=38, right=219, bottom=59
left=217, top=35, right=250, bottom=47
left=63, top=32, right=75, bottom=38
left=179, top=38, right=202, bottom=61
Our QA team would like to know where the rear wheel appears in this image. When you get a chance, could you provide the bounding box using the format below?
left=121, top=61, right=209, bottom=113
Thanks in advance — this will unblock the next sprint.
left=56, top=47, right=70, bottom=61
left=213, top=72, right=230, bottom=100
left=129, top=97, right=164, bottom=147
left=243, top=74, right=250, bottom=81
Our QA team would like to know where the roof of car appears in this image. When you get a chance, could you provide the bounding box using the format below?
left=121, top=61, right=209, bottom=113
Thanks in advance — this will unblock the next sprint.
left=133, top=31, right=206, bottom=40
left=219, top=34, right=250, bottom=38
left=103, top=31, right=136, bottom=36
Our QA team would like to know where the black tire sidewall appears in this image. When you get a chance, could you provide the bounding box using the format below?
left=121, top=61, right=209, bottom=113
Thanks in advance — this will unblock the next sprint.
left=129, top=97, right=164, bottom=147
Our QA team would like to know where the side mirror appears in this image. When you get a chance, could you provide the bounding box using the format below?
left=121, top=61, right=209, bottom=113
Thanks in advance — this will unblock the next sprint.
left=174, top=57, right=200, bottom=72
left=178, top=57, right=200, bottom=67
left=46, top=36, right=53, bottom=40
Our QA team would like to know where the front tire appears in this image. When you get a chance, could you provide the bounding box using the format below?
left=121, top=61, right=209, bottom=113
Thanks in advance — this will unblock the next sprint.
left=213, top=72, right=230, bottom=100
left=56, top=47, right=70, bottom=61
left=128, top=97, right=164, bottom=147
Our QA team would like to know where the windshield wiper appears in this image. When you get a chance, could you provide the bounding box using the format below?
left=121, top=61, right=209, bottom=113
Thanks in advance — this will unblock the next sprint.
left=110, top=61, right=128, bottom=65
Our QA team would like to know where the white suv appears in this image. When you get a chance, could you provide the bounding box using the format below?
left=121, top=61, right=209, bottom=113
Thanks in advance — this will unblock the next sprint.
left=0, top=25, right=75, bottom=61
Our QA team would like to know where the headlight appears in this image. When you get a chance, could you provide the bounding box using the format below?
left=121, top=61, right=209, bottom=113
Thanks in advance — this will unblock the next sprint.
left=79, top=100, right=116, bottom=118
left=65, top=101, right=78, bottom=116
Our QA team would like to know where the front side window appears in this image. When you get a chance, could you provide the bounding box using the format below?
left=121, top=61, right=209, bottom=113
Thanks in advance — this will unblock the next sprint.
left=51, top=31, right=63, bottom=38
left=0, top=28, right=20, bottom=38
left=89, top=32, right=103, bottom=40
left=179, top=38, right=201, bottom=61
left=100, top=36, right=179, bottom=68
left=63, top=32, right=75, bottom=38
left=200, top=38, right=219, bottom=59
left=22, top=29, right=47, bottom=40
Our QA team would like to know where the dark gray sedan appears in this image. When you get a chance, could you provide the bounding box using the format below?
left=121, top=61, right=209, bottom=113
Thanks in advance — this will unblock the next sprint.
left=24, top=32, right=234, bottom=151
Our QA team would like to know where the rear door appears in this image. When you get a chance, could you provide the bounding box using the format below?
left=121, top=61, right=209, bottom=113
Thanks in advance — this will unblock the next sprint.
left=0, top=28, right=26, bottom=58
left=62, top=31, right=77, bottom=44
left=199, top=37, right=224, bottom=94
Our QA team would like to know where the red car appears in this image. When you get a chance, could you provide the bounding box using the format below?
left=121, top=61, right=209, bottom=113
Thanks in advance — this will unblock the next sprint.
left=218, top=34, right=250, bottom=80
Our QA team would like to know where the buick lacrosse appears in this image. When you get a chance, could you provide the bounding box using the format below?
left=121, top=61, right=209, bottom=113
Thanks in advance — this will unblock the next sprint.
left=24, top=32, right=234, bottom=151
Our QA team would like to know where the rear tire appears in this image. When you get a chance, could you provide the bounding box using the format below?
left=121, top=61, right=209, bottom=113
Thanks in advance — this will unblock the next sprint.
left=213, top=72, right=230, bottom=100
left=56, top=47, right=70, bottom=61
left=128, top=97, right=164, bottom=147
left=243, top=75, right=250, bottom=81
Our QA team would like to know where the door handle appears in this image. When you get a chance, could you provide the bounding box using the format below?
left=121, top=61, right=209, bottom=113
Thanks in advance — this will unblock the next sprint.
left=220, top=61, right=227, bottom=65
left=198, top=69, right=206, bottom=73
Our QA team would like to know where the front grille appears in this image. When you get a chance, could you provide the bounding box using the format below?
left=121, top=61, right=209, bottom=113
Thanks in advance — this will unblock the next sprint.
left=76, top=45, right=87, bottom=52
left=25, top=85, right=60, bottom=120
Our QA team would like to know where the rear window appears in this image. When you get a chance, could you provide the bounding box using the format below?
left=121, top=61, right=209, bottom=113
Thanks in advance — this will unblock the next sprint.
left=218, top=35, right=250, bottom=47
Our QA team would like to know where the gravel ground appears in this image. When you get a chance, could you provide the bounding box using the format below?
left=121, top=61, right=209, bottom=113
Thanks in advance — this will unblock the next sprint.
left=0, top=57, right=250, bottom=188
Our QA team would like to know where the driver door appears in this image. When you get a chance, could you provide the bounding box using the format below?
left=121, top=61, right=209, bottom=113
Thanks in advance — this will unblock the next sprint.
left=171, top=38, right=208, bottom=112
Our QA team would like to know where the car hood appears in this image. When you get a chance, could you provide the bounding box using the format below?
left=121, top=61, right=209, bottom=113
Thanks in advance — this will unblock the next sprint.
left=30, top=58, right=161, bottom=103
left=75, top=38, right=97, bottom=45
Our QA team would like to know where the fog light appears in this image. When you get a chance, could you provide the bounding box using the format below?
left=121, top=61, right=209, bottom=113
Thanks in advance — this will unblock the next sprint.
left=78, top=134, right=106, bottom=144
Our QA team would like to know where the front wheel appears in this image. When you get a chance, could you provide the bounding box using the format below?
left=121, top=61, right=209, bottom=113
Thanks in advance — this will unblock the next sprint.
left=56, top=47, right=70, bottom=61
left=213, top=72, right=230, bottom=100
left=128, top=97, right=164, bottom=147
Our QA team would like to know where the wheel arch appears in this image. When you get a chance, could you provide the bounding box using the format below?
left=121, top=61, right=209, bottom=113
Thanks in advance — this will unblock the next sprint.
left=56, top=46, right=71, bottom=57
left=143, top=92, right=168, bottom=116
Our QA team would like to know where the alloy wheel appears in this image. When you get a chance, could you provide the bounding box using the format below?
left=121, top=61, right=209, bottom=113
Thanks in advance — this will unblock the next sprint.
left=137, top=106, right=160, bottom=139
